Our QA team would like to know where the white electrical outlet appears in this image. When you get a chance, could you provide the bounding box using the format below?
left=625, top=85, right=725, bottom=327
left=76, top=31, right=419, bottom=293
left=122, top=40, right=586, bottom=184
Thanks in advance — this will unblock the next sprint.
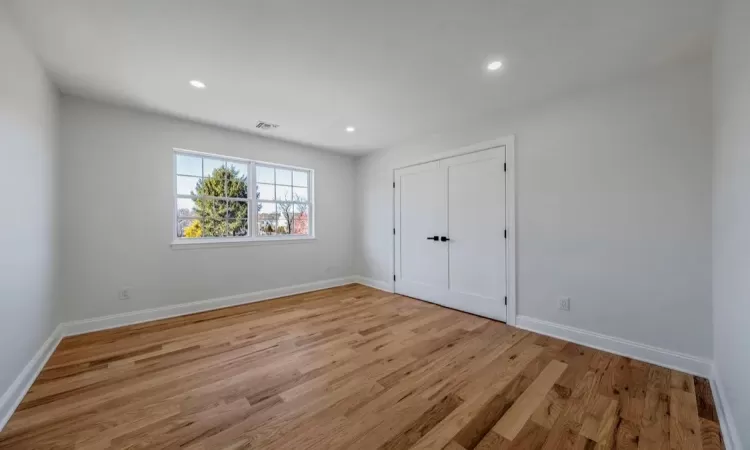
left=559, top=297, right=570, bottom=311
left=119, top=288, right=131, bottom=300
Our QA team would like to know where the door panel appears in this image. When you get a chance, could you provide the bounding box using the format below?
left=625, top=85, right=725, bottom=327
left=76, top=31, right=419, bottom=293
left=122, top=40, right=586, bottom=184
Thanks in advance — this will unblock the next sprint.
left=395, top=162, right=448, bottom=300
left=444, top=149, right=506, bottom=320
left=394, top=147, right=506, bottom=322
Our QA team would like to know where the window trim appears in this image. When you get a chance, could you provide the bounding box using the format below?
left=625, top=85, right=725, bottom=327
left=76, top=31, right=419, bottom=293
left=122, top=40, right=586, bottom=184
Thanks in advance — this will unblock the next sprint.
left=172, top=148, right=315, bottom=248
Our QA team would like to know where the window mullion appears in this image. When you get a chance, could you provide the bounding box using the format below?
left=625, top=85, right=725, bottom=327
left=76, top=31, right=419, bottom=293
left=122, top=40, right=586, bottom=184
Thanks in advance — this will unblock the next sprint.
left=174, top=152, right=178, bottom=241
left=250, top=161, right=256, bottom=238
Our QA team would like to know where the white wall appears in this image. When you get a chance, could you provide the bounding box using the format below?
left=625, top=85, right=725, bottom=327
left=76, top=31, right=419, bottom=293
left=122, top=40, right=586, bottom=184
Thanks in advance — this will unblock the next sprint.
left=712, top=0, right=749, bottom=447
left=0, top=9, right=59, bottom=398
left=59, top=96, right=356, bottom=322
left=356, top=56, right=713, bottom=358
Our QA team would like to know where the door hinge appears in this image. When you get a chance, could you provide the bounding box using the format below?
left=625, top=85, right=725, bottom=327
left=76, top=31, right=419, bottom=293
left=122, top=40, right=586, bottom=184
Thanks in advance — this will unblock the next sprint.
left=504, top=163, right=507, bottom=172
left=393, top=228, right=396, bottom=235
left=393, top=182, right=395, bottom=188
left=393, top=275, right=396, bottom=281
left=504, top=229, right=507, bottom=239
left=504, top=296, right=507, bottom=305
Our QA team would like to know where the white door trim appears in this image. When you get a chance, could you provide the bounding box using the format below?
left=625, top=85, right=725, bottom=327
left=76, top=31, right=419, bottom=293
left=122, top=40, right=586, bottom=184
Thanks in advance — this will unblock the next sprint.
left=504, top=137, right=517, bottom=326
left=392, top=135, right=517, bottom=326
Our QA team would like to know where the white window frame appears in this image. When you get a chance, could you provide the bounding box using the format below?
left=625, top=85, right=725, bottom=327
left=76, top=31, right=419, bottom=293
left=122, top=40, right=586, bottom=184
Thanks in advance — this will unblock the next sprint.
left=172, top=148, right=315, bottom=248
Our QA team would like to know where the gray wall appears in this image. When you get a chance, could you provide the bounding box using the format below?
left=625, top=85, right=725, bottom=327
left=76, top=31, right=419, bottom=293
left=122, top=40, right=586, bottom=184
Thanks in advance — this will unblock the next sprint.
left=713, top=0, right=749, bottom=446
left=0, top=7, right=59, bottom=403
left=59, top=96, right=356, bottom=321
left=356, top=56, right=713, bottom=358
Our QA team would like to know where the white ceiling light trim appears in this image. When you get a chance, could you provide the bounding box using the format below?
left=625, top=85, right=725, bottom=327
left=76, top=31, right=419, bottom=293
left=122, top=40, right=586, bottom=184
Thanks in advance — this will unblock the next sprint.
left=346, top=126, right=355, bottom=133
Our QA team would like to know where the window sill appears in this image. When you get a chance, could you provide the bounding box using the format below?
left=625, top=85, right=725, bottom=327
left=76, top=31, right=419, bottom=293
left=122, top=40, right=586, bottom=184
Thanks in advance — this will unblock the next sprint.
left=171, top=235, right=316, bottom=250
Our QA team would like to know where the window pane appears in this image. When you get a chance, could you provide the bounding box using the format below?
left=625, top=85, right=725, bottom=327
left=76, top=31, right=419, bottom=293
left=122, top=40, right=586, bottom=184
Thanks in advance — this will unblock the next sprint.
left=228, top=218, right=248, bottom=236
left=276, top=185, right=292, bottom=201
left=226, top=170, right=248, bottom=199
left=258, top=201, right=277, bottom=217
left=258, top=221, right=276, bottom=236
left=228, top=161, right=247, bottom=179
left=277, top=216, right=289, bottom=235
left=257, top=183, right=275, bottom=200
left=226, top=200, right=248, bottom=219
left=177, top=218, right=202, bottom=238
left=203, top=158, right=225, bottom=177
left=276, top=202, right=293, bottom=234
left=256, top=165, right=274, bottom=184
left=276, top=168, right=292, bottom=185
left=177, top=198, right=197, bottom=217
left=177, top=176, right=201, bottom=196
left=201, top=217, right=227, bottom=237
left=258, top=202, right=277, bottom=236
left=293, top=171, right=308, bottom=187
left=291, top=204, right=310, bottom=235
left=193, top=198, right=227, bottom=219
left=293, top=187, right=308, bottom=202
left=193, top=174, right=226, bottom=198
left=176, top=154, right=202, bottom=176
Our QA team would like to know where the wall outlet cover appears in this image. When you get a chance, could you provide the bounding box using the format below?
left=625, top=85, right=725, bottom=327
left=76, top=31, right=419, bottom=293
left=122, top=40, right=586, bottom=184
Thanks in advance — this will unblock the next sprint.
left=559, top=297, right=570, bottom=311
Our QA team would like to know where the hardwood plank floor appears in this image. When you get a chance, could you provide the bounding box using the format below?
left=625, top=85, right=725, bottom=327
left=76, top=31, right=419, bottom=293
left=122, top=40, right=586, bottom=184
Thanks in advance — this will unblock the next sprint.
left=0, top=284, right=724, bottom=449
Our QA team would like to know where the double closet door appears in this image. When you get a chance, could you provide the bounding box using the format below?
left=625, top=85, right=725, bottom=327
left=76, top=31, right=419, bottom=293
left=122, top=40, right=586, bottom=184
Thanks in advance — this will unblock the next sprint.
left=394, top=146, right=507, bottom=322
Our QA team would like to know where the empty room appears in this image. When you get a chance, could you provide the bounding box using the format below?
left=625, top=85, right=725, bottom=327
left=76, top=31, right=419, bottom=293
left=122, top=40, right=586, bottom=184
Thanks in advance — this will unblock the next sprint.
left=0, top=0, right=747, bottom=449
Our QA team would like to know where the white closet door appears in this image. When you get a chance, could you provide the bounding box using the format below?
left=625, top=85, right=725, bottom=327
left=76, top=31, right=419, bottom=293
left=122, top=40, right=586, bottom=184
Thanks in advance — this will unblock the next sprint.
left=394, top=146, right=507, bottom=322
left=394, top=161, right=449, bottom=300
left=443, top=147, right=506, bottom=321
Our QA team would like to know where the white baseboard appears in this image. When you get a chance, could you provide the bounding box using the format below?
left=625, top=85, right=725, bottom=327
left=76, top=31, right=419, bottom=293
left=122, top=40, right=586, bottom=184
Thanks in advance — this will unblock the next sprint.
left=63, top=276, right=358, bottom=336
left=352, top=276, right=394, bottom=293
left=710, top=366, right=741, bottom=450
left=0, top=324, right=64, bottom=431
left=515, top=316, right=712, bottom=377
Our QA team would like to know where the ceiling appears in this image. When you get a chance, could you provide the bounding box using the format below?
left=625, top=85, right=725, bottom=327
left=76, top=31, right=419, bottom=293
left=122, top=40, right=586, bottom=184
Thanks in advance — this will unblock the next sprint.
left=7, top=0, right=715, bottom=155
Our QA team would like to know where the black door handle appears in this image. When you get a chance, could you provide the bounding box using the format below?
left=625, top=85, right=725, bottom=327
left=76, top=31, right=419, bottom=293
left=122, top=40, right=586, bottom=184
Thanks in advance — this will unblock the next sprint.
left=441, top=236, right=450, bottom=242
left=426, top=236, right=439, bottom=241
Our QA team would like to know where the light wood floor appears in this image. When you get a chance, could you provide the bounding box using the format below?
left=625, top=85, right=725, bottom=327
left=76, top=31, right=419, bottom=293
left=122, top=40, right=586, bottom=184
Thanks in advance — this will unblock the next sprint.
left=0, top=284, right=723, bottom=449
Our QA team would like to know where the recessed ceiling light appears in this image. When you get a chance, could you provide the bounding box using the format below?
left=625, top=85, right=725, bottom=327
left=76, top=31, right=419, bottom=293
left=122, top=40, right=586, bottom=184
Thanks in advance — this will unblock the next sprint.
left=487, top=61, right=503, bottom=71
left=189, top=80, right=206, bottom=89
left=346, top=126, right=355, bottom=133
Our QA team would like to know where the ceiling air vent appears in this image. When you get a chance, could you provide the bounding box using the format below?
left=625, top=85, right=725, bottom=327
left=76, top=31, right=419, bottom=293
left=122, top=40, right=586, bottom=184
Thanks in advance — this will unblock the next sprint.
left=256, top=121, right=280, bottom=131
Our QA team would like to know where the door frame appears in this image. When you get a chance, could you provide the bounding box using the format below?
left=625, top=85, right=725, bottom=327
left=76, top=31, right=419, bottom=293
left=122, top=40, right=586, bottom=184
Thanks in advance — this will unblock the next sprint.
left=391, top=135, right=517, bottom=326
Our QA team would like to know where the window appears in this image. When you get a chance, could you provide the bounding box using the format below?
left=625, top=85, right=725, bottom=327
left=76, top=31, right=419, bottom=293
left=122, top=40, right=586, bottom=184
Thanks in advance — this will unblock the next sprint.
left=174, top=149, right=313, bottom=243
